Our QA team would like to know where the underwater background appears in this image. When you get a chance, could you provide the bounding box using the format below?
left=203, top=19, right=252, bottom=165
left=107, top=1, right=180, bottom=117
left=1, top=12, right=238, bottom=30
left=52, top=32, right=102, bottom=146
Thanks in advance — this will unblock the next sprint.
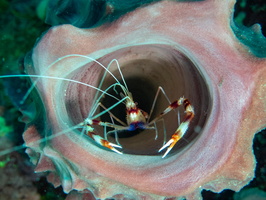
left=0, top=0, right=265, bottom=199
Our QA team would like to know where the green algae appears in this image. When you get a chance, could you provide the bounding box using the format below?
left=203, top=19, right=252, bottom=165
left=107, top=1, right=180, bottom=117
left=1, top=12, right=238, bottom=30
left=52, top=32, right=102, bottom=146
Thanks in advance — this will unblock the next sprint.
left=0, top=156, right=10, bottom=168
left=0, top=117, right=13, bottom=137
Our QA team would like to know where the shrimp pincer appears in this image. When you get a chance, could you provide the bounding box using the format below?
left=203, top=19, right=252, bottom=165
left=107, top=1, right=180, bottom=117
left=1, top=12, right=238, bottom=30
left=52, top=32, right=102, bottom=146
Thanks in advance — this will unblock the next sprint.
left=82, top=119, right=123, bottom=154
left=157, top=97, right=195, bottom=158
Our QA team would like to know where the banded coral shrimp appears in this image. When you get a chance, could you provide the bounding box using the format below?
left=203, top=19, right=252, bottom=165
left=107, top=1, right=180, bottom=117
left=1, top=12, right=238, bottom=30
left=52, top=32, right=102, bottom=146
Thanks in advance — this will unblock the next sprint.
left=0, top=53, right=196, bottom=161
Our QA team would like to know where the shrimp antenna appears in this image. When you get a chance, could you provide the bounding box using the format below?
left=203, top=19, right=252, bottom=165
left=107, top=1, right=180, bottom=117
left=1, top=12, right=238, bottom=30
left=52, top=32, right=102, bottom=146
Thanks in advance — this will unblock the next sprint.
left=0, top=75, right=120, bottom=102
left=19, top=54, right=127, bottom=105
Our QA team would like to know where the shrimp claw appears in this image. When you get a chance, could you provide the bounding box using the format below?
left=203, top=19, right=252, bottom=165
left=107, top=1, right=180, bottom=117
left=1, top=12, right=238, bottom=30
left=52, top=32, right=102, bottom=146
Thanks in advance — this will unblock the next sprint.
left=158, top=97, right=195, bottom=158
left=82, top=120, right=123, bottom=154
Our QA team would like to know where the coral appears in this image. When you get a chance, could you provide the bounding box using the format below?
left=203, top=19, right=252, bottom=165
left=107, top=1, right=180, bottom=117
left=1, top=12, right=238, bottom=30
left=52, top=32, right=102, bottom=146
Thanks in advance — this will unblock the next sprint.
left=22, top=0, right=266, bottom=199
